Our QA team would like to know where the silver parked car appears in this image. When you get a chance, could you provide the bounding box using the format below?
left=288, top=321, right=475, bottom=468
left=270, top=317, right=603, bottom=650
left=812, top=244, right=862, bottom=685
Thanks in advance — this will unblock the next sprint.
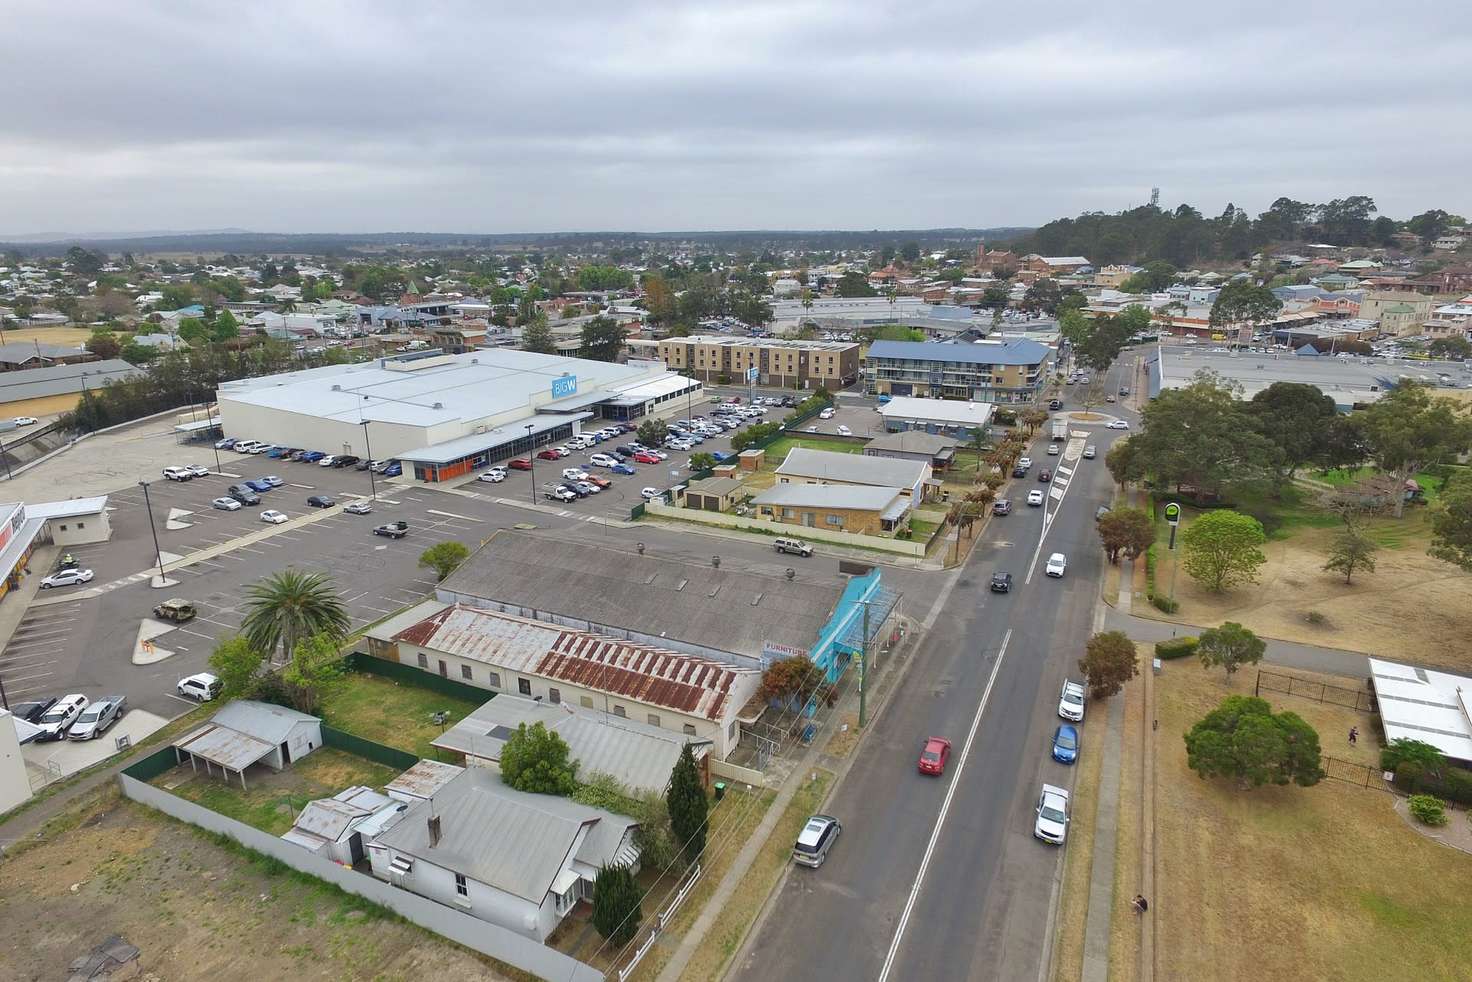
left=69, top=695, right=127, bottom=740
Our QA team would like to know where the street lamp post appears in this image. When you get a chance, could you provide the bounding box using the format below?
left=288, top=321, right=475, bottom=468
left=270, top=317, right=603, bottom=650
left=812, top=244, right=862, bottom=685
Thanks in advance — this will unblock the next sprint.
left=360, top=419, right=378, bottom=501
left=139, top=479, right=166, bottom=586
left=525, top=423, right=536, bottom=504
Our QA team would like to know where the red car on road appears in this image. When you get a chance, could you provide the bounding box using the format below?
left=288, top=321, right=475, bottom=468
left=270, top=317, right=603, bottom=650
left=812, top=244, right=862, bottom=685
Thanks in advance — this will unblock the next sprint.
left=918, top=737, right=952, bottom=776
left=507, top=457, right=534, bottom=471
left=632, top=451, right=661, bottom=464
left=537, top=449, right=562, bottom=461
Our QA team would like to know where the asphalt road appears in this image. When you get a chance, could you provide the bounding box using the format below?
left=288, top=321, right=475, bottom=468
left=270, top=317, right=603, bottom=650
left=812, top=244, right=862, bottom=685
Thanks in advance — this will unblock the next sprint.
left=733, top=357, right=1138, bottom=982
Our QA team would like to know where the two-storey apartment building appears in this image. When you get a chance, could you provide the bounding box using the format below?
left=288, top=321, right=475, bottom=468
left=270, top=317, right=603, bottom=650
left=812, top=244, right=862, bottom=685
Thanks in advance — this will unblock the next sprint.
left=651, top=335, right=860, bottom=389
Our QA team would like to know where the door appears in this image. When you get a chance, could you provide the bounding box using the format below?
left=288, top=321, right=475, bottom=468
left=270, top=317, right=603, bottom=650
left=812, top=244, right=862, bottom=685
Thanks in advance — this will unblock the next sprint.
left=438, top=660, right=448, bottom=677
left=280, top=740, right=291, bottom=765
left=803, top=512, right=816, bottom=527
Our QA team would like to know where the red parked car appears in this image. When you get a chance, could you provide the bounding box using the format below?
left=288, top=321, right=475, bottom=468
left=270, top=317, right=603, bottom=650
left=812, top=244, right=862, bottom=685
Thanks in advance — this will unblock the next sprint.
left=586, top=475, right=613, bottom=489
left=507, top=457, right=534, bottom=471
left=918, top=737, right=952, bottom=776
left=632, top=451, right=661, bottom=464
left=537, top=449, right=562, bottom=461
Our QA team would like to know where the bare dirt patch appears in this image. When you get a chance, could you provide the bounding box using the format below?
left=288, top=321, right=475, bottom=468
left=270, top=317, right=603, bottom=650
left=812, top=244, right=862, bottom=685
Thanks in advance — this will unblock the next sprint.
left=0, top=788, right=517, bottom=982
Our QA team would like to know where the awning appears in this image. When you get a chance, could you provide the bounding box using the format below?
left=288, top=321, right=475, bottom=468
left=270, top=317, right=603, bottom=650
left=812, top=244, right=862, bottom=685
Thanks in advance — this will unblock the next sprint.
left=395, top=413, right=592, bottom=465
left=551, top=867, right=581, bottom=897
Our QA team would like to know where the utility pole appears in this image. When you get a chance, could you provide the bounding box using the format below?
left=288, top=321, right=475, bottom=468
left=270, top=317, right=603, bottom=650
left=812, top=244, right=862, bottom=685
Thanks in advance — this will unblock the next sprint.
left=859, top=600, right=870, bottom=727
left=361, top=419, right=378, bottom=501
left=139, top=479, right=166, bottom=586
left=525, top=423, right=536, bottom=504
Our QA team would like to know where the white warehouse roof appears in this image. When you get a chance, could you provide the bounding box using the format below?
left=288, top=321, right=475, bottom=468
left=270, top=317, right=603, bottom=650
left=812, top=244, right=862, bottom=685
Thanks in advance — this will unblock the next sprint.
left=879, top=397, right=995, bottom=428
left=1370, top=658, right=1472, bottom=762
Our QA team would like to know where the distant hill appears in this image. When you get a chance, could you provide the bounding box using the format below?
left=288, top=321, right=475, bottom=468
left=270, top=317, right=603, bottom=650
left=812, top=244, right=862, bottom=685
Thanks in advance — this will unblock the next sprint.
left=0, top=227, right=1034, bottom=257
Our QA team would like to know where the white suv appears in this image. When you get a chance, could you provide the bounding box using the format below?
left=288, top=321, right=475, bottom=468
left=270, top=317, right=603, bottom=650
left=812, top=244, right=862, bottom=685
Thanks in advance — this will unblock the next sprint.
left=1045, top=553, right=1067, bottom=578
left=177, top=672, right=222, bottom=701
left=1058, top=679, right=1086, bottom=721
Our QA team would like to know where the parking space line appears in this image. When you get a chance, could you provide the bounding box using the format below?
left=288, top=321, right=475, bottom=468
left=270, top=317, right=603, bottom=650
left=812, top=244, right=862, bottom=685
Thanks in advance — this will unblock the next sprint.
left=4, top=670, right=54, bottom=684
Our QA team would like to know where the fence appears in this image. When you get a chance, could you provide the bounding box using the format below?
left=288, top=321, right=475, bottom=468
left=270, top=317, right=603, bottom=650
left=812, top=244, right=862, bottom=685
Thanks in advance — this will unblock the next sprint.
left=322, top=724, right=419, bottom=770
left=1255, top=669, right=1375, bottom=713
left=1321, top=754, right=1390, bottom=791
left=344, top=650, right=490, bottom=704
left=115, top=770, right=602, bottom=982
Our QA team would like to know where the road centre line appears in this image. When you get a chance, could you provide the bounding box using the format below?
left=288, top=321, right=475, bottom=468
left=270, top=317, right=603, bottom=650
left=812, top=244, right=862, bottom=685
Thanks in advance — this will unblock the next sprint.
left=877, top=628, right=1013, bottom=982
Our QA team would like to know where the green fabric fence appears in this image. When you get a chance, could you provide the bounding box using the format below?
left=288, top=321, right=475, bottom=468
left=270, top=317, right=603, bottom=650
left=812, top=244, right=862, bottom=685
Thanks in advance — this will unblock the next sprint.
left=121, top=746, right=181, bottom=781
left=321, top=725, right=420, bottom=770
left=344, top=650, right=489, bottom=703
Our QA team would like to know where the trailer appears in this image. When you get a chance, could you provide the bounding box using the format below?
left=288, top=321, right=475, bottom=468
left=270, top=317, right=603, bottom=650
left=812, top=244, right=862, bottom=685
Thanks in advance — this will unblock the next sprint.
left=1050, top=417, right=1069, bottom=441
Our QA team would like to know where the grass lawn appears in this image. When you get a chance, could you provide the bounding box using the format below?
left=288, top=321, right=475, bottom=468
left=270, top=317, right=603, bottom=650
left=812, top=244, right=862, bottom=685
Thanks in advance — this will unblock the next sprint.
left=1138, top=659, right=1472, bottom=981
left=908, top=517, right=940, bottom=538
left=319, top=671, right=483, bottom=759
left=158, top=748, right=401, bottom=835
left=761, top=434, right=864, bottom=465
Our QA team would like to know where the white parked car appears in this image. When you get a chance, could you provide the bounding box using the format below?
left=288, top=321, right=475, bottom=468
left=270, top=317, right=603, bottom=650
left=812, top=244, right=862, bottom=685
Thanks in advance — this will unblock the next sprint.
left=561, top=468, right=589, bottom=482
left=1034, top=784, right=1071, bottom=844
left=260, top=509, right=289, bottom=524
left=1058, top=679, right=1086, bottom=721
left=819, top=408, right=836, bottom=420
left=212, top=496, right=242, bottom=511
left=186, top=465, right=210, bottom=478
left=1026, top=489, right=1045, bottom=506
left=479, top=467, right=507, bottom=483
left=35, top=694, right=89, bottom=741
left=1107, top=419, right=1130, bottom=430
left=41, top=567, right=94, bottom=589
left=640, top=487, right=664, bottom=500
left=177, top=672, right=221, bottom=701
left=317, top=455, right=338, bottom=466
left=12, top=416, right=37, bottom=426
left=1045, top=553, right=1067, bottom=578
left=343, top=500, right=373, bottom=514
left=589, top=453, right=619, bottom=468
left=162, top=466, right=194, bottom=481
left=836, top=425, right=852, bottom=436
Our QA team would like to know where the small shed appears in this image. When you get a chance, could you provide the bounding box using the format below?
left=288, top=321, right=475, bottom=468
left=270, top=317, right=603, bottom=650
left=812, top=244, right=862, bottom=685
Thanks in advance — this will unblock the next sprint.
left=281, top=786, right=404, bottom=866
left=682, top=477, right=744, bottom=512
left=737, top=448, right=766, bottom=472
left=171, top=700, right=322, bottom=788
left=385, top=759, right=464, bottom=804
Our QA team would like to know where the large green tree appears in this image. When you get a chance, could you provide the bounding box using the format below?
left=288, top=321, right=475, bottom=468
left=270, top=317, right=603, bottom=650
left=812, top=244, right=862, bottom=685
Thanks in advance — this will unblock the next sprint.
left=579, top=315, right=626, bottom=362
left=591, top=863, right=643, bottom=945
left=1323, top=527, right=1379, bottom=583
left=834, top=271, right=876, bottom=298
left=1361, top=381, right=1472, bottom=517
left=1096, top=508, right=1155, bottom=563
left=1195, top=621, right=1266, bottom=675
left=279, top=632, right=348, bottom=715
left=419, top=541, right=470, bottom=581
left=240, top=569, right=351, bottom=664
left=1249, top=382, right=1339, bottom=482
left=520, top=311, right=557, bottom=354
left=209, top=635, right=266, bottom=701
left=1208, top=282, right=1282, bottom=338
left=1429, top=474, right=1472, bottom=572
left=501, top=722, right=578, bottom=795
left=1119, top=260, right=1178, bottom=294
left=1181, top=509, right=1267, bottom=592
left=666, top=743, right=708, bottom=864
left=1134, top=373, right=1277, bottom=497
left=1078, top=631, right=1138, bottom=699
left=1184, top=695, right=1325, bottom=789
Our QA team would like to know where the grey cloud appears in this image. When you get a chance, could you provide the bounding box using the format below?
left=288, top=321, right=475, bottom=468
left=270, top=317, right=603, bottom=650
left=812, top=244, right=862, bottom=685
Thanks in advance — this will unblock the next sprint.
left=2, top=0, right=1468, bottom=234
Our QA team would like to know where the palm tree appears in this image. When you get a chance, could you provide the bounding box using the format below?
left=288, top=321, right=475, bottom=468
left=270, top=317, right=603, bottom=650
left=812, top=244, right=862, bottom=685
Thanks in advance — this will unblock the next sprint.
left=241, top=569, right=350, bottom=664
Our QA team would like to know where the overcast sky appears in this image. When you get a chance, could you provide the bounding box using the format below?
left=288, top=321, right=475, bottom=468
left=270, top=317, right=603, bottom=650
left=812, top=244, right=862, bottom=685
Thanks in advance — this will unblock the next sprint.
left=3, top=0, right=1467, bottom=237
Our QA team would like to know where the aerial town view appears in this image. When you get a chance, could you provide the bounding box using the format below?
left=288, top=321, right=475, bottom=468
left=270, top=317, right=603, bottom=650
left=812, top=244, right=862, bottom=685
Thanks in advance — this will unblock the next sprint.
left=2, top=3, right=1471, bottom=981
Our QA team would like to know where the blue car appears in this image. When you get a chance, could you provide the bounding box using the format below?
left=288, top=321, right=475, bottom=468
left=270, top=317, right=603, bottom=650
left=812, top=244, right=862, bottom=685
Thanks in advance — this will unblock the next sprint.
left=610, top=462, right=636, bottom=475
left=382, top=462, right=402, bottom=477
left=301, top=451, right=326, bottom=462
left=1052, top=724, right=1079, bottom=764
left=245, top=479, right=273, bottom=493
left=215, top=437, right=237, bottom=450
left=711, top=451, right=733, bottom=463
left=266, top=447, right=288, bottom=458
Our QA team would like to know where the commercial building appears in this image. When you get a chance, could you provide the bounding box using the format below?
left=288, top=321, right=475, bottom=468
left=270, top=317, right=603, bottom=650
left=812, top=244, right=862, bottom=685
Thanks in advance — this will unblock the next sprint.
left=775, top=447, right=930, bottom=501
left=1149, top=344, right=1405, bottom=410
left=367, top=767, right=640, bottom=942
left=0, top=497, right=111, bottom=603
left=1360, top=291, right=1438, bottom=336
left=865, top=338, right=1053, bottom=404
left=877, top=396, right=994, bottom=438
left=0, top=341, right=95, bottom=372
left=751, top=483, right=911, bottom=535
left=644, top=335, right=859, bottom=389
left=0, top=359, right=143, bottom=419
left=215, top=348, right=699, bottom=483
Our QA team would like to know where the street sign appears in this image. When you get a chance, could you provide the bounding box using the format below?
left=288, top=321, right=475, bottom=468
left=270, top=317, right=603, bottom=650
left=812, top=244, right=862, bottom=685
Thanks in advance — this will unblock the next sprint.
left=1164, top=502, right=1181, bottom=526
left=746, top=366, right=759, bottom=383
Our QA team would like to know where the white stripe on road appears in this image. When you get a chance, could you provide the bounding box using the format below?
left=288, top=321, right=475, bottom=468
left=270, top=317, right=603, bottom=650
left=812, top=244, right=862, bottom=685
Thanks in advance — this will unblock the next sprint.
left=878, top=628, right=1013, bottom=982
left=425, top=508, right=484, bottom=523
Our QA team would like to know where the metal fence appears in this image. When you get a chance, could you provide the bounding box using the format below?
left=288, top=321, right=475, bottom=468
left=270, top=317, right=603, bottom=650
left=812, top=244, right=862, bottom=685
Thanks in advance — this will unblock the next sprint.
left=1255, top=669, right=1375, bottom=713
left=1321, top=754, right=1389, bottom=791
left=321, top=724, right=419, bottom=770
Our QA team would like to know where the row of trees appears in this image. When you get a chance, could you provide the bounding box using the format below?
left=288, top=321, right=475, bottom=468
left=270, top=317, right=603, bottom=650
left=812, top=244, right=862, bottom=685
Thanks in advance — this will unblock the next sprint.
left=1017, top=196, right=1462, bottom=266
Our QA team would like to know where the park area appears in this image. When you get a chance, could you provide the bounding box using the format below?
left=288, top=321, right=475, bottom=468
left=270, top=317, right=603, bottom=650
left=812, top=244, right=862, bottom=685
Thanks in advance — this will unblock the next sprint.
left=0, top=785, right=518, bottom=981
left=1108, top=657, right=1472, bottom=982
left=1141, top=480, right=1472, bottom=671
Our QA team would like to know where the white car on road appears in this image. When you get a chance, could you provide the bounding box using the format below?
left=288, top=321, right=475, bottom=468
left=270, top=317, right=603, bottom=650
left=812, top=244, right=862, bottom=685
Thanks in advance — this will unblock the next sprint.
left=1058, top=679, right=1086, bottom=721
left=1083, top=445, right=1096, bottom=459
left=1106, top=419, right=1130, bottom=430
left=41, top=568, right=94, bottom=589
left=1026, top=489, right=1045, bottom=506
left=1034, top=784, right=1071, bottom=844
left=1045, top=553, right=1067, bottom=578
left=479, top=467, right=507, bottom=483
left=260, top=509, right=289, bottom=524
left=12, top=416, right=37, bottom=426
left=640, top=487, right=664, bottom=500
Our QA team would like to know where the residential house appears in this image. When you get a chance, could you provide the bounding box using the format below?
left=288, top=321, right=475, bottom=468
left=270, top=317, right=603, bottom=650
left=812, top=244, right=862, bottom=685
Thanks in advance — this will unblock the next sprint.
left=1402, top=265, right=1472, bottom=295
left=367, top=767, right=640, bottom=942
left=863, top=430, right=960, bottom=473
left=281, top=786, right=405, bottom=866
left=864, top=338, right=1053, bottom=404
left=751, top=483, right=911, bottom=535
left=386, top=759, right=465, bottom=804
left=370, top=602, right=762, bottom=758
left=1434, top=235, right=1467, bottom=251
left=776, top=447, right=930, bottom=500
left=433, top=694, right=713, bottom=795
left=1424, top=303, right=1472, bottom=337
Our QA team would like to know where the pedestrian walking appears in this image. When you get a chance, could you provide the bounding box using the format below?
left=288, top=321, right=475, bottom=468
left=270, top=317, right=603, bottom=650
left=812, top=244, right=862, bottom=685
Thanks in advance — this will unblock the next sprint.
left=1349, top=726, right=1358, bottom=746
left=1131, top=894, right=1149, bottom=914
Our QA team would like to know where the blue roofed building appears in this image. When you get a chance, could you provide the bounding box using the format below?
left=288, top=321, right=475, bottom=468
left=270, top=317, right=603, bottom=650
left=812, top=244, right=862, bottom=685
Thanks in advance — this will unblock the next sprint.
left=864, top=338, right=1054, bottom=403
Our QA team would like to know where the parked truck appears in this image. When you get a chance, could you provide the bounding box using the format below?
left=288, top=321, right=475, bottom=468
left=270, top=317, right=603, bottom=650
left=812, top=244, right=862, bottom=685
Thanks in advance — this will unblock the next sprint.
left=1051, top=417, right=1069, bottom=441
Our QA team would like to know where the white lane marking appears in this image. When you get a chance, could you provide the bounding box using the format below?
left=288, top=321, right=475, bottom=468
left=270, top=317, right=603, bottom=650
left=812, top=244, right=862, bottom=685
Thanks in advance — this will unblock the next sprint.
left=425, top=508, right=484, bottom=522
left=878, top=628, right=1013, bottom=982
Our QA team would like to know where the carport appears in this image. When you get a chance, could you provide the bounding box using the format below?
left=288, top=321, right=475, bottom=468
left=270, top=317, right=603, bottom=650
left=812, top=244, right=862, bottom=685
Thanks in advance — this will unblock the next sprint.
left=171, top=722, right=277, bottom=789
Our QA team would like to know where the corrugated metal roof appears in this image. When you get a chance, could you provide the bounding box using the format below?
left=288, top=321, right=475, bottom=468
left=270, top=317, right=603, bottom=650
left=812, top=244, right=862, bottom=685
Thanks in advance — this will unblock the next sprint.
left=867, top=338, right=1052, bottom=366
left=776, top=448, right=927, bottom=488
left=396, top=605, right=756, bottom=722
left=173, top=722, right=276, bottom=772
left=1370, top=657, right=1472, bottom=761
left=753, top=483, right=905, bottom=512
left=385, top=759, right=464, bottom=800
left=211, top=700, right=319, bottom=745
left=0, top=359, right=143, bottom=403
left=372, top=768, right=637, bottom=903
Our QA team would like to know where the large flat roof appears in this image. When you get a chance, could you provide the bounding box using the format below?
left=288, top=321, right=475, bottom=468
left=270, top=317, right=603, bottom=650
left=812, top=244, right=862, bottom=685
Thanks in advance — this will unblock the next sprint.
left=879, top=397, right=995, bottom=427
left=867, top=338, right=1052, bottom=366
left=1370, top=658, right=1472, bottom=762
left=217, top=349, right=666, bottom=429
left=1155, top=345, right=1403, bottom=406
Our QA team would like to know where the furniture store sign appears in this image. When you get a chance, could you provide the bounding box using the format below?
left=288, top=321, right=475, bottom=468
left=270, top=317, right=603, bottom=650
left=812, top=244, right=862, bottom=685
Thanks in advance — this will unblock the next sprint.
left=552, top=374, right=578, bottom=399
left=762, top=641, right=808, bottom=666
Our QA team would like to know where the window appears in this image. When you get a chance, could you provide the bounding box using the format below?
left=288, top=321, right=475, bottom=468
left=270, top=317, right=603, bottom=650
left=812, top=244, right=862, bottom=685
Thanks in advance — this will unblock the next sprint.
left=518, top=678, right=532, bottom=696
left=58, top=524, right=68, bottom=531
left=580, top=695, right=594, bottom=709
left=826, top=514, right=844, bottom=527
left=455, top=873, right=468, bottom=898
left=728, top=722, right=737, bottom=741
left=549, top=688, right=561, bottom=705
left=416, top=652, right=428, bottom=669
left=488, top=671, right=501, bottom=688
left=683, top=723, right=697, bottom=736
left=613, top=705, right=626, bottom=718
left=77, top=522, right=85, bottom=529
left=647, top=713, right=661, bottom=727
left=460, top=664, right=473, bottom=680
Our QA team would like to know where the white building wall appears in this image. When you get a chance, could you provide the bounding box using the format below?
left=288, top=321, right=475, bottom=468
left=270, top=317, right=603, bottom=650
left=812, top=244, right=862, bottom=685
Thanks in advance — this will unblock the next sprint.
left=286, top=720, right=322, bottom=763
left=0, top=712, right=33, bottom=814
left=46, top=511, right=111, bottom=546
left=373, top=845, right=558, bottom=941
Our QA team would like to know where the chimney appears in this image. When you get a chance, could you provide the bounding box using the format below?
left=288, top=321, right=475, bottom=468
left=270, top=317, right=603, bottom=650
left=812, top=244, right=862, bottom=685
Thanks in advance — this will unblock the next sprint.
left=428, top=814, right=441, bottom=847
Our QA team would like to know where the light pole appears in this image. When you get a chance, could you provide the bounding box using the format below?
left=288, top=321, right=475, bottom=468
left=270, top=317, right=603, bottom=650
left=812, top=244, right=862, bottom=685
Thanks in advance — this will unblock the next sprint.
left=200, top=398, right=223, bottom=474
left=360, top=419, right=377, bottom=501
left=525, top=423, right=536, bottom=504
left=139, top=479, right=166, bottom=586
